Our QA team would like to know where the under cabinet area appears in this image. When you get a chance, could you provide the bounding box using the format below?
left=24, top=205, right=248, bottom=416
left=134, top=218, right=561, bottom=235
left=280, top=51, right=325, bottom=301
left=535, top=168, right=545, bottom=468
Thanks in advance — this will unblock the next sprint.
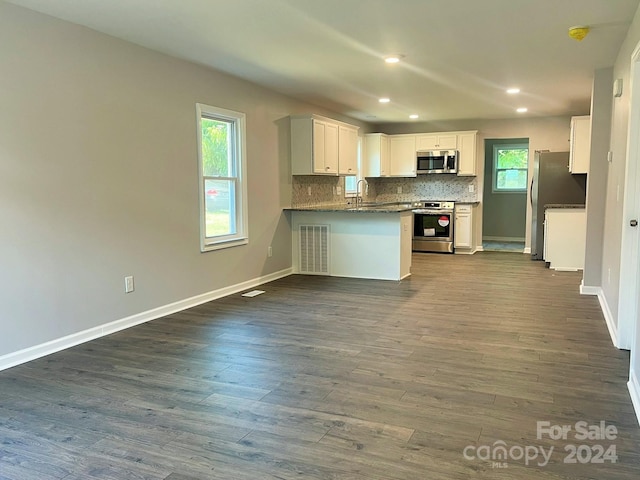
left=569, top=115, right=590, bottom=174
left=454, top=204, right=474, bottom=252
left=291, top=114, right=359, bottom=176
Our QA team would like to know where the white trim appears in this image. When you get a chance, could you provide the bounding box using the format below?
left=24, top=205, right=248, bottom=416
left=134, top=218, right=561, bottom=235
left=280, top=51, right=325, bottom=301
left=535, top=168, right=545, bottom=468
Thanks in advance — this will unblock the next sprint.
left=483, top=236, right=525, bottom=242
left=475, top=245, right=484, bottom=252
left=628, top=371, right=640, bottom=426
left=0, top=268, right=293, bottom=372
left=579, top=282, right=600, bottom=296
left=585, top=286, right=622, bottom=349
left=523, top=247, right=531, bottom=254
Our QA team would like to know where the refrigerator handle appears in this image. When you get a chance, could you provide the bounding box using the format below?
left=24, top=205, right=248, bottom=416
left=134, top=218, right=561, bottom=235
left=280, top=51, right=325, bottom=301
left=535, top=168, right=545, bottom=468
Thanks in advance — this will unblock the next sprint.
left=529, top=178, right=534, bottom=207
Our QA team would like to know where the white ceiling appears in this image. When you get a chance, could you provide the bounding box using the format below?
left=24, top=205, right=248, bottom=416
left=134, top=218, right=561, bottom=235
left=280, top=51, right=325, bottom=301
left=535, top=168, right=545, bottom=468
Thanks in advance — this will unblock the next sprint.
left=6, top=0, right=640, bottom=124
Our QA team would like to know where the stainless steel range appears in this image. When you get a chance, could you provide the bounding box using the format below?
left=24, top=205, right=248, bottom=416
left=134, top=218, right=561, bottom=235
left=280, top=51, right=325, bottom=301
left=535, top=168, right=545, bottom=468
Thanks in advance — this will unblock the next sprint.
left=412, top=201, right=455, bottom=253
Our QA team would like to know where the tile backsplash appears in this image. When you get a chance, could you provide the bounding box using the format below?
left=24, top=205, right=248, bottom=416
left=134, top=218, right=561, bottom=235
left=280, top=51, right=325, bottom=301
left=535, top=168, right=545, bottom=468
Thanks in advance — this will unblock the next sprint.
left=371, top=175, right=479, bottom=203
left=291, top=175, right=477, bottom=206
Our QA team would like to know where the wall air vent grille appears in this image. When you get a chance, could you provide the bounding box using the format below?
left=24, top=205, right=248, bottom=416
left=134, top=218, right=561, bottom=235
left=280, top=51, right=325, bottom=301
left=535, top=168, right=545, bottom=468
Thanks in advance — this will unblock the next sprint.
left=299, top=225, right=330, bottom=275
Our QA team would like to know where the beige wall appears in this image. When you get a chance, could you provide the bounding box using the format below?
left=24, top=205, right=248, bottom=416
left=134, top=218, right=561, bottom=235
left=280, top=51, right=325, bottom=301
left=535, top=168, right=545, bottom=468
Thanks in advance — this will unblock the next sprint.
left=0, top=3, right=366, bottom=358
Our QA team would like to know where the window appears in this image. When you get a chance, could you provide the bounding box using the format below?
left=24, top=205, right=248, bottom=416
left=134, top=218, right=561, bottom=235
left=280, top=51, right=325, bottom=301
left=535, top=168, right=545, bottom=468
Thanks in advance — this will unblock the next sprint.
left=493, top=144, right=528, bottom=192
left=196, top=103, right=248, bottom=251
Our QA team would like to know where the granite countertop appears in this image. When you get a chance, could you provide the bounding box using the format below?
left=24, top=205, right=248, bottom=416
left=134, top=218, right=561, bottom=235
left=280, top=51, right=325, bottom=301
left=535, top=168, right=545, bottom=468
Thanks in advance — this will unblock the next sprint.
left=544, top=203, right=586, bottom=209
left=285, top=202, right=415, bottom=213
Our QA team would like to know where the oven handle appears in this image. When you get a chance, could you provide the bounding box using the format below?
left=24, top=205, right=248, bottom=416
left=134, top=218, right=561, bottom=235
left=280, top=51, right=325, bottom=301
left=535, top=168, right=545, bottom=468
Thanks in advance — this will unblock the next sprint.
left=413, top=209, right=454, bottom=214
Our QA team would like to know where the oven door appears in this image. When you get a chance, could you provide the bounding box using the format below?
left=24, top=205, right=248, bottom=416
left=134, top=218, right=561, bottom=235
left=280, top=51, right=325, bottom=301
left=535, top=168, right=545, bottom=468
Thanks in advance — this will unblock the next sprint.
left=413, top=210, right=453, bottom=240
left=412, top=209, right=454, bottom=253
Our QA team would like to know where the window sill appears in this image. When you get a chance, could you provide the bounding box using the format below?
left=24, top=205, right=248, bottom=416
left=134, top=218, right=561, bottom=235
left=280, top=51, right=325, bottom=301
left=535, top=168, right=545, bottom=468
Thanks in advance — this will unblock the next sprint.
left=201, top=237, right=248, bottom=252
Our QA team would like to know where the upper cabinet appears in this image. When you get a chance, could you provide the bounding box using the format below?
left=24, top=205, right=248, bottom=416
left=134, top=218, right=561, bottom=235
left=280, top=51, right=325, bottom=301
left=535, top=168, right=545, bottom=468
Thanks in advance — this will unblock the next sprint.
left=456, top=131, right=478, bottom=176
left=569, top=115, right=590, bottom=174
left=364, top=130, right=477, bottom=178
left=364, top=133, right=390, bottom=177
left=338, top=124, right=358, bottom=175
left=416, top=133, right=457, bottom=151
left=389, top=135, right=417, bottom=176
left=290, top=114, right=359, bottom=176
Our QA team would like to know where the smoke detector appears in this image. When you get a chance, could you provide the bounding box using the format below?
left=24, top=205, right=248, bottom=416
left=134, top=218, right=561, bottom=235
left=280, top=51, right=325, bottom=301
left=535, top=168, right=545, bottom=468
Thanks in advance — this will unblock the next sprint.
left=568, top=25, right=590, bottom=41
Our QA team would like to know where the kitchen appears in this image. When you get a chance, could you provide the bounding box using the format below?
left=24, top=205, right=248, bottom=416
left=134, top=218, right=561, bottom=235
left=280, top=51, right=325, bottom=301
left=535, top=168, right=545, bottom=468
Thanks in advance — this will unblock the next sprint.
left=286, top=114, right=590, bottom=279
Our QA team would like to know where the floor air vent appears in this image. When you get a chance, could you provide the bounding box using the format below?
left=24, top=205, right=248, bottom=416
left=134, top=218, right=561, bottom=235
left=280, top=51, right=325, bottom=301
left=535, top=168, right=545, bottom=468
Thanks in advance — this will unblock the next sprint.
left=299, top=225, right=330, bottom=275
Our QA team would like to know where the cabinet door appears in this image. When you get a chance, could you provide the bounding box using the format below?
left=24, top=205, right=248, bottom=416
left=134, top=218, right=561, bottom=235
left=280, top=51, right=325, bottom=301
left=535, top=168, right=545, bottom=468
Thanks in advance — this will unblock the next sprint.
left=569, top=116, right=590, bottom=174
left=312, top=120, right=339, bottom=174
left=312, top=120, right=327, bottom=174
left=416, top=134, right=457, bottom=150
left=389, top=136, right=416, bottom=176
left=454, top=211, right=472, bottom=248
left=416, top=134, right=438, bottom=150
left=365, top=133, right=391, bottom=177
left=437, top=134, right=457, bottom=149
left=338, top=125, right=358, bottom=175
left=457, top=132, right=477, bottom=176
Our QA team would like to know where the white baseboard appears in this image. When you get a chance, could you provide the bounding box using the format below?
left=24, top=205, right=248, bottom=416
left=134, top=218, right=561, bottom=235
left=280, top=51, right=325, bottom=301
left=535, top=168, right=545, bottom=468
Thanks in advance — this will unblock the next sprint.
left=475, top=246, right=484, bottom=252
left=0, top=268, right=293, bottom=372
left=628, top=371, right=640, bottom=426
left=483, top=236, right=526, bottom=242
left=581, top=286, right=620, bottom=349
left=523, top=247, right=531, bottom=254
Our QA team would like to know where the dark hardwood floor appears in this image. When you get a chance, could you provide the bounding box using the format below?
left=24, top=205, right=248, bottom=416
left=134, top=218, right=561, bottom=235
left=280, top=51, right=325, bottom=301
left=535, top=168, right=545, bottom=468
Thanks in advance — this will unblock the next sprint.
left=1, top=252, right=639, bottom=479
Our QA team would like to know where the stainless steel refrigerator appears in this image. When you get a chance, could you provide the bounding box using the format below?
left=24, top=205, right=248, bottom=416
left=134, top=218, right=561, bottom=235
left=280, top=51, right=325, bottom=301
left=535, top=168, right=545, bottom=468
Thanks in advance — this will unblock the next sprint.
left=530, top=151, right=587, bottom=260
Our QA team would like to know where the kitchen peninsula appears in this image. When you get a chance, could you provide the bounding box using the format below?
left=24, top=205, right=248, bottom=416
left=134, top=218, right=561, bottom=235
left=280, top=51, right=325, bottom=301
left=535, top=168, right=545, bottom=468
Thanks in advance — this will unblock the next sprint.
left=286, top=204, right=413, bottom=281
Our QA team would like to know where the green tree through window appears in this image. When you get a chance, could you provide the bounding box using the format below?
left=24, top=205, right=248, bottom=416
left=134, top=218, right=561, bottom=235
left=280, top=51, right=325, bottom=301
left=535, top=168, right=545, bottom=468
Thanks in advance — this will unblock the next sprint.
left=494, top=145, right=528, bottom=192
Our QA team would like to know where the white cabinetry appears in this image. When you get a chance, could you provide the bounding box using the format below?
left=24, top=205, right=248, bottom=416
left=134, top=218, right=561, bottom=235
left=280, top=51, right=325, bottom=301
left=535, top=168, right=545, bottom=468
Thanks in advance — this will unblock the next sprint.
left=416, top=134, right=457, bottom=150
left=389, top=135, right=417, bottom=176
left=454, top=204, right=473, bottom=250
left=456, top=131, right=477, bottom=176
left=543, top=208, right=586, bottom=270
left=338, top=124, right=358, bottom=175
left=291, top=115, right=359, bottom=176
left=569, top=115, right=590, bottom=174
left=364, top=133, right=390, bottom=177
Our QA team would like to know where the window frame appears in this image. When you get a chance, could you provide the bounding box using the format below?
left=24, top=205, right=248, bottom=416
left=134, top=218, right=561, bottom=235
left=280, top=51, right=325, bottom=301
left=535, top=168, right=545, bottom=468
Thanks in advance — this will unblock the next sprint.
left=196, top=103, right=249, bottom=252
left=492, top=143, right=529, bottom=194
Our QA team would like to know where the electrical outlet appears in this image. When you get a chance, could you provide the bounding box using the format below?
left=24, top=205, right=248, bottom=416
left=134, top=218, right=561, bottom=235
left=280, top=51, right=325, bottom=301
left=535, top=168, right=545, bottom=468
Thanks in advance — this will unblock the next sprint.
left=307, top=186, right=312, bottom=196
left=397, top=186, right=402, bottom=194
left=607, top=151, right=613, bottom=163
left=268, top=246, right=273, bottom=257
left=336, top=186, right=342, bottom=195
left=124, top=275, right=134, bottom=293
left=468, top=184, right=475, bottom=193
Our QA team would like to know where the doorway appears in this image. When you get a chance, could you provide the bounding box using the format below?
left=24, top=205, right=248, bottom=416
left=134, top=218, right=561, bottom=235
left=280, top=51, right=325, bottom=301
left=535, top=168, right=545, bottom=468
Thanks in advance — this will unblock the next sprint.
left=482, top=138, right=529, bottom=252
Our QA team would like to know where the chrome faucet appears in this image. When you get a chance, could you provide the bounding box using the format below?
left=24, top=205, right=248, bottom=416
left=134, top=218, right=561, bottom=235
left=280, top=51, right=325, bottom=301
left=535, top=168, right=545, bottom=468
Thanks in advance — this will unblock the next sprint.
left=355, top=179, right=368, bottom=208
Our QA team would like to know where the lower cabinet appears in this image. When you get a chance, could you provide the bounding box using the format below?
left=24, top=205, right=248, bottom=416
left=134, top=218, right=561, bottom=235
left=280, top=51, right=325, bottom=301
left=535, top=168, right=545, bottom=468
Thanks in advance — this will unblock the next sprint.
left=454, top=204, right=473, bottom=251
left=543, top=208, right=586, bottom=270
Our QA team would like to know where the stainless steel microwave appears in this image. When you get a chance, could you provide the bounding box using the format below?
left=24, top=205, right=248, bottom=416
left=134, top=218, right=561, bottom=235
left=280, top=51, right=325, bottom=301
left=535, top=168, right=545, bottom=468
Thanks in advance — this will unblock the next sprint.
left=416, top=150, right=458, bottom=174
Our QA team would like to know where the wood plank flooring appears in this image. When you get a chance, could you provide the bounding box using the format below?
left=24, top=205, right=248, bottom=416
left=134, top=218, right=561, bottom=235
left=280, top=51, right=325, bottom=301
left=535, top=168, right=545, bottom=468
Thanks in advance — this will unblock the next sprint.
left=1, top=252, right=639, bottom=479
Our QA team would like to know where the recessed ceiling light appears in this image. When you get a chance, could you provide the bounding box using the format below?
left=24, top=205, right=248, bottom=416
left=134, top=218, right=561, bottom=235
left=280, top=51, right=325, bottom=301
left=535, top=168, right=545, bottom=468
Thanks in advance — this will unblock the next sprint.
left=384, top=54, right=404, bottom=64
left=516, top=107, right=528, bottom=113
left=409, top=114, right=419, bottom=119
left=507, top=88, right=520, bottom=94
left=379, top=97, right=391, bottom=103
